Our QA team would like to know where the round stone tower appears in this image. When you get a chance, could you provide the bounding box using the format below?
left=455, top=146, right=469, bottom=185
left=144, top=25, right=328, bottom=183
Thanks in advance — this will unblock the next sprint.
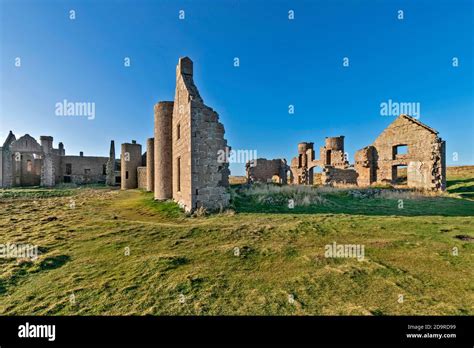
left=154, top=101, right=174, bottom=200
left=121, top=142, right=142, bottom=190
left=146, top=138, right=154, bottom=192
left=325, top=136, right=344, bottom=152
left=297, top=142, right=314, bottom=154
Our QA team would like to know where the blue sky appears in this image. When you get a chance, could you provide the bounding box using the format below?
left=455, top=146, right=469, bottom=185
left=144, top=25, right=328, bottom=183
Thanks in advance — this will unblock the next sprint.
left=1, top=0, right=473, bottom=175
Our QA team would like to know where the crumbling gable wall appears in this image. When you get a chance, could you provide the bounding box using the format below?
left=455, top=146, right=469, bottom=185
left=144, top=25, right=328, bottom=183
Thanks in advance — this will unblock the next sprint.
left=246, top=158, right=289, bottom=184
left=9, top=134, right=43, bottom=186
left=365, top=114, right=446, bottom=190
left=170, top=57, right=230, bottom=212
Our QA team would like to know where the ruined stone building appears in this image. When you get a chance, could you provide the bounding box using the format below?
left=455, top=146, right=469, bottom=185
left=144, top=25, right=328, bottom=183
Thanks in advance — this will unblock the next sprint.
left=245, top=158, right=289, bottom=184
left=287, top=136, right=356, bottom=186
left=0, top=131, right=113, bottom=187
left=354, top=114, right=446, bottom=190
left=120, top=57, right=231, bottom=212
left=249, top=114, right=446, bottom=191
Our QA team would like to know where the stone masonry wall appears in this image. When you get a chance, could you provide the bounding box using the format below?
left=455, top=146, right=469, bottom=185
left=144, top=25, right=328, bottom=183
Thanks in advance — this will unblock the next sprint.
left=172, top=57, right=230, bottom=212
left=154, top=101, right=174, bottom=200
left=370, top=115, right=446, bottom=190
left=137, top=166, right=147, bottom=189
left=172, top=59, right=194, bottom=210
left=321, top=167, right=357, bottom=186
left=246, top=158, right=289, bottom=184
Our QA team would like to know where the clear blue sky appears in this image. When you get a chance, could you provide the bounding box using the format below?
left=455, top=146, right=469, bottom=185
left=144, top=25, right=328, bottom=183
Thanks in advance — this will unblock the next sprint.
left=1, top=0, right=473, bottom=175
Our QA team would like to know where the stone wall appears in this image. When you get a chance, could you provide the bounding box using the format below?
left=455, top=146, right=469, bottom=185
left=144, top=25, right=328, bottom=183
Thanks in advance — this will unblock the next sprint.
left=154, top=101, right=174, bottom=200
left=290, top=142, right=319, bottom=185
left=137, top=166, right=147, bottom=189
left=246, top=158, right=289, bottom=184
left=60, top=155, right=108, bottom=184
left=172, top=59, right=194, bottom=210
left=365, top=114, right=446, bottom=190
left=321, top=167, right=357, bottom=186
left=0, top=132, right=117, bottom=187
left=169, top=57, right=230, bottom=212
left=354, top=145, right=376, bottom=187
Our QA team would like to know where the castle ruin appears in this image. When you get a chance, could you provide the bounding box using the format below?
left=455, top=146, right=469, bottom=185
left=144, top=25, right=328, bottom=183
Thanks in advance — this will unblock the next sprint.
left=249, top=114, right=446, bottom=191
left=0, top=131, right=115, bottom=187
left=2, top=59, right=446, bottom=200
left=120, top=57, right=231, bottom=212
left=245, top=158, right=290, bottom=184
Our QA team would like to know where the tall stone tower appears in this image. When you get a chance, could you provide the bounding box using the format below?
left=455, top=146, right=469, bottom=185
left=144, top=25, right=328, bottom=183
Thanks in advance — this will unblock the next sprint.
left=153, top=57, right=230, bottom=212
left=40, top=136, right=54, bottom=187
left=146, top=138, right=154, bottom=192
left=154, top=101, right=173, bottom=200
left=121, top=141, right=142, bottom=189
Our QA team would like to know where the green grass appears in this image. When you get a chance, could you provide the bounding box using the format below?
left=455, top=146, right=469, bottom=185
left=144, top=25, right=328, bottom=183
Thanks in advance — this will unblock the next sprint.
left=0, top=170, right=473, bottom=315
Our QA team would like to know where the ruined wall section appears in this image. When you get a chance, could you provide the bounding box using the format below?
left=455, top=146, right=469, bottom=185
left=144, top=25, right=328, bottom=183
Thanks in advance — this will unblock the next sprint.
left=9, top=134, right=43, bottom=186
left=106, top=140, right=116, bottom=186
left=40, top=136, right=55, bottom=187
left=137, top=166, right=147, bottom=189
left=60, top=155, right=108, bottom=184
left=191, top=101, right=230, bottom=210
left=1, top=131, right=17, bottom=187
left=172, top=60, right=194, bottom=210
left=290, top=142, right=319, bottom=184
left=354, top=145, right=376, bottom=186
left=321, top=167, right=357, bottom=186
left=371, top=115, right=446, bottom=190
left=172, top=57, right=230, bottom=212
left=246, top=158, right=289, bottom=184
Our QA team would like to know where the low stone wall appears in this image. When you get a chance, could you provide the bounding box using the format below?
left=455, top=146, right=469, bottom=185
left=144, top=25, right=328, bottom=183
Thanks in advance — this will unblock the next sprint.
left=137, top=166, right=147, bottom=189
left=246, top=158, right=288, bottom=184
left=322, top=167, right=357, bottom=186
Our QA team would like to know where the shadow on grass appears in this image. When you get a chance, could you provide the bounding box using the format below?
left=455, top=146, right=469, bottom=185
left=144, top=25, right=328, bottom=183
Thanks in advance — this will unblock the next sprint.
left=35, top=255, right=71, bottom=271
left=233, top=195, right=474, bottom=217
left=447, top=177, right=474, bottom=187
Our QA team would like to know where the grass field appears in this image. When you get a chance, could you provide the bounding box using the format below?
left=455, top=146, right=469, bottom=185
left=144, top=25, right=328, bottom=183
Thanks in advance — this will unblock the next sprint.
left=0, top=167, right=473, bottom=315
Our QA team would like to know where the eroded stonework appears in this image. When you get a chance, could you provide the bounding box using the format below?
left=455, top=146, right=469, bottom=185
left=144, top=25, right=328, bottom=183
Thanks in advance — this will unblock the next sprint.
left=121, top=57, right=231, bottom=212
left=354, top=114, right=446, bottom=190
left=170, top=57, right=230, bottom=211
left=288, top=115, right=446, bottom=191
left=246, top=158, right=289, bottom=184
left=0, top=131, right=111, bottom=187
